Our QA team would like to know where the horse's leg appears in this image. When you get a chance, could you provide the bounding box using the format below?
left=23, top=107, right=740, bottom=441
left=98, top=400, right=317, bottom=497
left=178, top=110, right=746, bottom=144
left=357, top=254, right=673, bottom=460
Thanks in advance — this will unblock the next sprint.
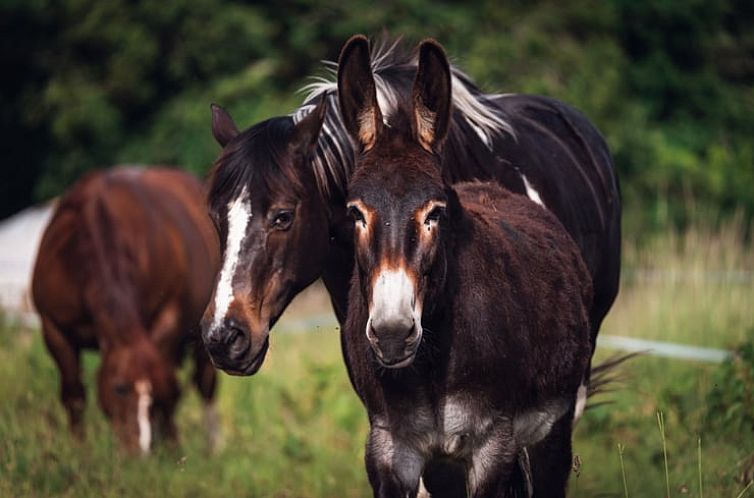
left=526, top=411, right=574, bottom=498
left=192, top=341, right=219, bottom=451
left=365, top=426, right=423, bottom=498
left=41, top=317, right=85, bottom=439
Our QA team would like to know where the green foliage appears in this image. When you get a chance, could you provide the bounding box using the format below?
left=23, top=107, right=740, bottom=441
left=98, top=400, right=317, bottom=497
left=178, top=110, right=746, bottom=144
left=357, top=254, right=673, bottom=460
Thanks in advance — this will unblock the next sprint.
left=706, top=338, right=754, bottom=436
left=2, top=0, right=753, bottom=229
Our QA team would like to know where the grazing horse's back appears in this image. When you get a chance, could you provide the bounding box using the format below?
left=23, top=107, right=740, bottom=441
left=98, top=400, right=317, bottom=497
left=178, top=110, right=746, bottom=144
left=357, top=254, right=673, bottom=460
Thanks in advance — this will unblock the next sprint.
left=32, top=166, right=220, bottom=452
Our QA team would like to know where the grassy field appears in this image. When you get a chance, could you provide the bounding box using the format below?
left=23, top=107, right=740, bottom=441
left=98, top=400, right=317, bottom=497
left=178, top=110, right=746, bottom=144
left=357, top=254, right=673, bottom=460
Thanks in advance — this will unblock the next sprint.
left=1, top=221, right=753, bottom=498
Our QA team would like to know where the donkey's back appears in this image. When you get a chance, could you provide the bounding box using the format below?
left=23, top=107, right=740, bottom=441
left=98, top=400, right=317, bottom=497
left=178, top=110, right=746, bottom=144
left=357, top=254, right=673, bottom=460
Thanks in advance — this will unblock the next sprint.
left=452, top=180, right=592, bottom=409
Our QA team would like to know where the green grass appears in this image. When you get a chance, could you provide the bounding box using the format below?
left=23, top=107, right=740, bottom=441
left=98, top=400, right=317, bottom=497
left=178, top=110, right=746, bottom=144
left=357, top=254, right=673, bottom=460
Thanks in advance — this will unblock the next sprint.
left=1, top=220, right=753, bottom=497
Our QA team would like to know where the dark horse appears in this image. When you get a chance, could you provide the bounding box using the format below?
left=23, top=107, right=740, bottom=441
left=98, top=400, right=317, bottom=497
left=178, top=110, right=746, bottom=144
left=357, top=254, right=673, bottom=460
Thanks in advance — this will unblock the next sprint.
left=201, top=36, right=619, bottom=416
left=32, top=167, right=220, bottom=454
left=339, top=37, right=592, bottom=498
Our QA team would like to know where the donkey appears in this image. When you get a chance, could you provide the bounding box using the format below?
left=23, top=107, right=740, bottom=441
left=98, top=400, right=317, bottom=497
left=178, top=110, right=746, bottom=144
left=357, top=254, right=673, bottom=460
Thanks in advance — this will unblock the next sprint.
left=32, top=167, right=220, bottom=454
left=338, top=37, right=592, bottom=497
left=201, top=37, right=619, bottom=412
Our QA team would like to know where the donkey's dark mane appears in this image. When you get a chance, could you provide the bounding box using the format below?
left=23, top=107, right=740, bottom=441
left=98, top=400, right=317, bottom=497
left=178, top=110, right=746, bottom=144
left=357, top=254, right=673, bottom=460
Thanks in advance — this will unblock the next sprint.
left=293, top=37, right=515, bottom=198
left=207, top=117, right=304, bottom=215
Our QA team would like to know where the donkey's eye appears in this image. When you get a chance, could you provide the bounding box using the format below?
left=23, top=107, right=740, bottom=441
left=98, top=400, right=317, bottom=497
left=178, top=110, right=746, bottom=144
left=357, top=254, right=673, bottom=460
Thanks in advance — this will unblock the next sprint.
left=424, top=206, right=445, bottom=226
left=271, top=210, right=294, bottom=230
left=348, top=205, right=366, bottom=226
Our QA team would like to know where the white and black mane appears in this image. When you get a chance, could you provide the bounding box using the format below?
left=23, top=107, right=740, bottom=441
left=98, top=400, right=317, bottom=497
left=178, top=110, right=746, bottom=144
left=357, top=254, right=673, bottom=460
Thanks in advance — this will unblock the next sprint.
left=292, top=38, right=515, bottom=198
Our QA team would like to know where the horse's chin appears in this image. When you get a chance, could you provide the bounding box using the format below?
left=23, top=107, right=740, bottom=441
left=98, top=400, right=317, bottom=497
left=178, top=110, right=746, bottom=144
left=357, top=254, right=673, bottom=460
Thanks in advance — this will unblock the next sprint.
left=222, top=336, right=270, bottom=376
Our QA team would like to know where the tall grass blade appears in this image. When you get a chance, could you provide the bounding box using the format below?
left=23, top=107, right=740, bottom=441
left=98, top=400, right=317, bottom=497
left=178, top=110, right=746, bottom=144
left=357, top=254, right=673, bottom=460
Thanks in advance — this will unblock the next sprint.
left=698, top=436, right=703, bottom=498
left=657, top=411, right=671, bottom=498
left=736, top=480, right=754, bottom=498
left=618, top=443, right=629, bottom=498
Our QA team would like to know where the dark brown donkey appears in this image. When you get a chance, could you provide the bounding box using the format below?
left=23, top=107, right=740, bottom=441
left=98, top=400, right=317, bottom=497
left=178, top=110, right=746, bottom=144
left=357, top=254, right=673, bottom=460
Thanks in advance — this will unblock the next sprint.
left=339, top=38, right=592, bottom=497
left=32, top=167, right=220, bottom=454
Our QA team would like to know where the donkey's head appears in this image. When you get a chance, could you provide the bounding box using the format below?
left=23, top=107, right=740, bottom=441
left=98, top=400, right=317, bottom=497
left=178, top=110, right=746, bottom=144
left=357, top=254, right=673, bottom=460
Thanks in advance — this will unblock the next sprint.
left=97, top=335, right=180, bottom=454
left=200, top=104, right=329, bottom=375
left=339, top=36, right=455, bottom=368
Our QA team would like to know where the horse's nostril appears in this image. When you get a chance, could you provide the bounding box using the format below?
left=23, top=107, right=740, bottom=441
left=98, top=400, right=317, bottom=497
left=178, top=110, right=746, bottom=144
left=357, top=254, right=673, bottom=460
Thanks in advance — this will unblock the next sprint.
left=226, top=326, right=241, bottom=345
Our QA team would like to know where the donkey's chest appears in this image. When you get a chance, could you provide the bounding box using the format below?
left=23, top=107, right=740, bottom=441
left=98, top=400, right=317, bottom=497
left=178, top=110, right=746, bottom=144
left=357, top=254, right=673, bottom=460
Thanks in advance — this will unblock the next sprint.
left=385, top=395, right=497, bottom=459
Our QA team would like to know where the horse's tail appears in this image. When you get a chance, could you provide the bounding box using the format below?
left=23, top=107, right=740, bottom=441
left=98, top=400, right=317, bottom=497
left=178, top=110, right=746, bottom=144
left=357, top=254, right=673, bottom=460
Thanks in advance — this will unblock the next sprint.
left=586, top=352, right=644, bottom=409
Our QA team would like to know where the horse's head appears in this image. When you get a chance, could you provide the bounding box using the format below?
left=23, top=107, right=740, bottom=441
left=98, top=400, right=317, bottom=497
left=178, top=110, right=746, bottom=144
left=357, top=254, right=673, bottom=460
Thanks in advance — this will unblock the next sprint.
left=339, top=36, right=455, bottom=368
left=97, top=336, right=179, bottom=454
left=200, top=104, right=329, bottom=375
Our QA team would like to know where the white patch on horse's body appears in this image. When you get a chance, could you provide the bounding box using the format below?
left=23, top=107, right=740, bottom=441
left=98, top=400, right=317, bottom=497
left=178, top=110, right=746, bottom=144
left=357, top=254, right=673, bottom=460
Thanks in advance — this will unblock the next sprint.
left=520, top=173, right=545, bottom=208
left=573, top=381, right=588, bottom=423
left=135, top=380, right=153, bottom=454
left=367, top=267, right=422, bottom=339
left=212, top=187, right=251, bottom=330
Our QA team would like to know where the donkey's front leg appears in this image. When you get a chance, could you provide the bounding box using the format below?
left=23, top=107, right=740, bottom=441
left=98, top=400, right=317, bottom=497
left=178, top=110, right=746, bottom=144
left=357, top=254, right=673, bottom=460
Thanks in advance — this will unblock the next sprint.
left=468, top=424, right=522, bottom=498
left=366, top=425, right=424, bottom=498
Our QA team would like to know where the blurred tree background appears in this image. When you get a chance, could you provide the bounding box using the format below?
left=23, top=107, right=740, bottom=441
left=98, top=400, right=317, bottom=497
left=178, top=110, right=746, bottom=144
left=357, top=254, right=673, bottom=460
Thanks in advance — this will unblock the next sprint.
left=2, top=0, right=753, bottom=233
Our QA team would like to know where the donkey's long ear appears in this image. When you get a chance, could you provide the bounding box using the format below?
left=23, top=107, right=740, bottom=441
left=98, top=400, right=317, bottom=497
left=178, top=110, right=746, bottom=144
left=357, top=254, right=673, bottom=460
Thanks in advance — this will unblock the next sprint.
left=412, top=40, right=452, bottom=152
left=210, top=103, right=240, bottom=147
left=337, top=35, right=383, bottom=151
left=291, top=95, right=328, bottom=154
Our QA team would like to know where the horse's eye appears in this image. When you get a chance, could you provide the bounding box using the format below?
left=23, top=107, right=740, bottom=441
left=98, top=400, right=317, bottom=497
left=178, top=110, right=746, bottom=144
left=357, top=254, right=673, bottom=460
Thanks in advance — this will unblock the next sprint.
left=424, top=206, right=445, bottom=226
left=114, top=383, right=131, bottom=396
left=271, top=210, right=294, bottom=230
left=348, top=205, right=366, bottom=226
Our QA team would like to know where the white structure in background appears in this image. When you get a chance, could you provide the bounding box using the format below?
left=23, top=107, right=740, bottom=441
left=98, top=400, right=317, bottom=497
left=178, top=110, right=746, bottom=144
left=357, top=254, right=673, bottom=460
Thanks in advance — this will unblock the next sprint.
left=0, top=203, right=54, bottom=325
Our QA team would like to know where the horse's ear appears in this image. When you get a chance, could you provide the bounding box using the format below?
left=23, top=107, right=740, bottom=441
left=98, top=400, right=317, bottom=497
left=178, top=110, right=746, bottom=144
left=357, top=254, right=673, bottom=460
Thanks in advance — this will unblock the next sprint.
left=411, top=39, right=452, bottom=152
left=210, top=103, right=239, bottom=147
left=337, top=35, right=383, bottom=151
left=291, top=95, right=328, bottom=154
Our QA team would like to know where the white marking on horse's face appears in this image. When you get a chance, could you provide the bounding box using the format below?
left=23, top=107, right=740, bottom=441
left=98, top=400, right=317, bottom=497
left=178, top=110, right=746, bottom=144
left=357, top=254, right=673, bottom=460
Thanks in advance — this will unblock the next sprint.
left=520, top=174, right=545, bottom=207
left=367, top=267, right=423, bottom=340
left=135, top=380, right=153, bottom=454
left=573, top=382, right=588, bottom=424
left=212, top=187, right=252, bottom=330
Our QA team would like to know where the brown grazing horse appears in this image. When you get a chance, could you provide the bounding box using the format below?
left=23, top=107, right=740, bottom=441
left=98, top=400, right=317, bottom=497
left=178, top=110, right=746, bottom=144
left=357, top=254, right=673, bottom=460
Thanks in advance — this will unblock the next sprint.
left=32, top=166, right=220, bottom=454
left=339, top=38, right=592, bottom=497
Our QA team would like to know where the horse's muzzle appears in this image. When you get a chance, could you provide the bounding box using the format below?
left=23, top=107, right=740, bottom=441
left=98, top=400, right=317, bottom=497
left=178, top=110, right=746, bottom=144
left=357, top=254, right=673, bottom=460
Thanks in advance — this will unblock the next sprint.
left=202, top=318, right=269, bottom=375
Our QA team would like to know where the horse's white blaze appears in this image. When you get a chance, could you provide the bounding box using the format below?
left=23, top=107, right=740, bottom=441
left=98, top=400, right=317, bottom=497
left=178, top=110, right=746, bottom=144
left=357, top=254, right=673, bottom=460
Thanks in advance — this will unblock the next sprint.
left=368, top=268, right=421, bottom=336
left=212, top=187, right=252, bottom=330
left=135, top=380, right=152, bottom=454
left=573, top=382, right=588, bottom=423
left=521, top=173, right=545, bottom=207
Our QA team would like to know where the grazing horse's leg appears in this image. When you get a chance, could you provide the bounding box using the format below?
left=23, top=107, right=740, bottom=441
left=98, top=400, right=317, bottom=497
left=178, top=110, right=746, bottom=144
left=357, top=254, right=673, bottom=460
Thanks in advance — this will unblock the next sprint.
left=41, top=317, right=85, bottom=439
left=526, top=410, right=575, bottom=498
left=193, top=342, right=219, bottom=451
left=365, top=426, right=424, bottom=498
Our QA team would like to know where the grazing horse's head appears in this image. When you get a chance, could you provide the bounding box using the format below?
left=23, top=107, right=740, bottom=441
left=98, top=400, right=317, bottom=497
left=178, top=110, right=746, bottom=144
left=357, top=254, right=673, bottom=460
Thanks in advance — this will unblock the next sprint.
left=97, top=336, right=179, bottom=454
left=200, top=104, right=329, bottom=375
left=339, top=36, right=454, bottom=368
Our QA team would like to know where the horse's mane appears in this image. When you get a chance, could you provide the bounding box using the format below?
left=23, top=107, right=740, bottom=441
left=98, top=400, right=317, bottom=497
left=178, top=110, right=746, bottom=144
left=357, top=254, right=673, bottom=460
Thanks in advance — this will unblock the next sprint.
left=292, top=37, right=516, bottom=198
left=207, top=117, right=306, bottom=217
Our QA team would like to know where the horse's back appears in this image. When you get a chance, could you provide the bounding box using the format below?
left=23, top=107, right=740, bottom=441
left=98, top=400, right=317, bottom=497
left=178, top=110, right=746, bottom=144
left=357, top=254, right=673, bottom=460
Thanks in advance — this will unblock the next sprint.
left=32, top=166, right=218, bottom=343
left=489, top=94, right=621, bottom=336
